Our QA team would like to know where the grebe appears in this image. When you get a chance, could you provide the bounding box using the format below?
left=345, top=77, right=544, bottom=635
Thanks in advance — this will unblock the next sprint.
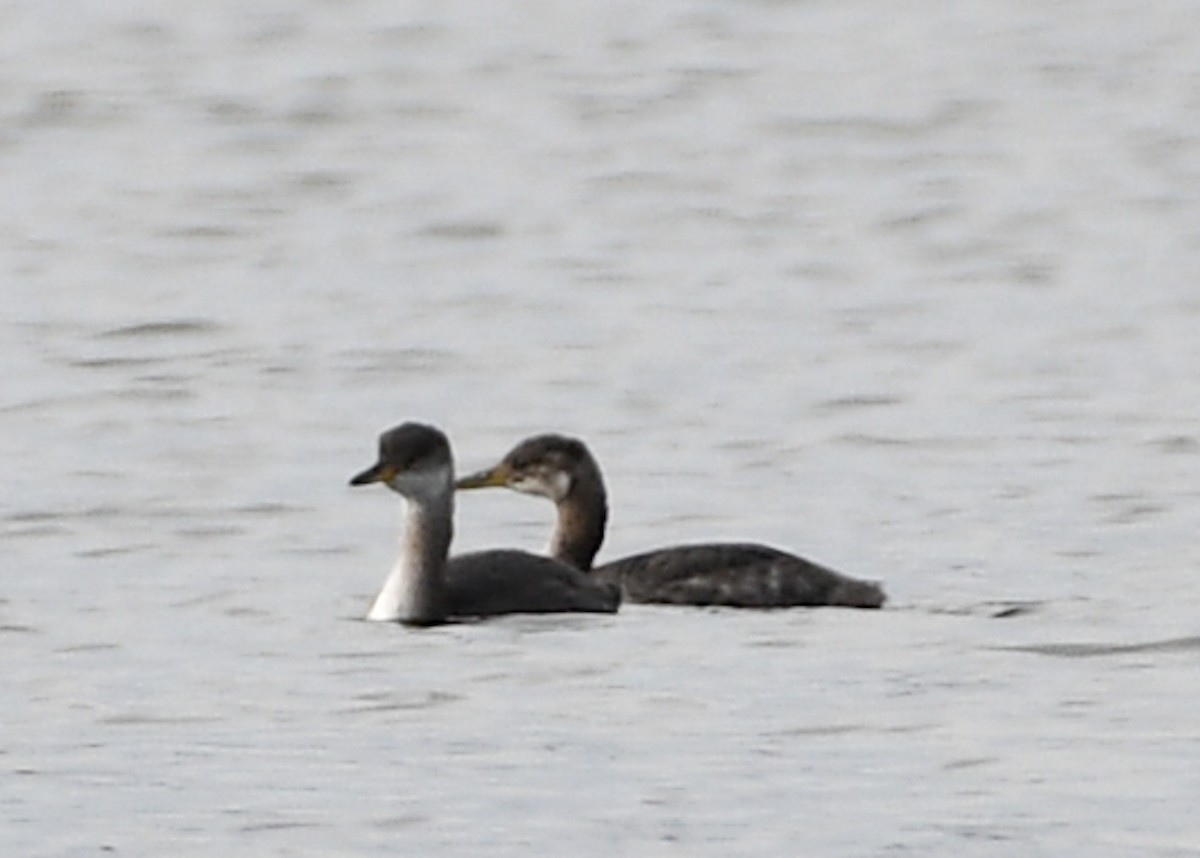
left=456, top=434, right=885, bottom=609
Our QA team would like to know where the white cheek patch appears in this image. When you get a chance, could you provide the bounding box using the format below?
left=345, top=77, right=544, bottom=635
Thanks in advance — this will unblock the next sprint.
left=511, top=471, right=572, bottom=501
left=510, top=475, right=541, bottom=496
left=386, top=465, right=453, bottom=498
left=547, top=471, right=572, bottom=502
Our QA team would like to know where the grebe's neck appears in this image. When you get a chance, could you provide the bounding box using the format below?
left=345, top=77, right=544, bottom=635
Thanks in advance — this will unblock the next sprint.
left=549, top=465, right=607, bottom=572
left=368, top=489, right=452, bottom=624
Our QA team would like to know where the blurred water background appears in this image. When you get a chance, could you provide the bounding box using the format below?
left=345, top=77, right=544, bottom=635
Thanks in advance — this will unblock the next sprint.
left=3, top=1, right=1200, bottom=855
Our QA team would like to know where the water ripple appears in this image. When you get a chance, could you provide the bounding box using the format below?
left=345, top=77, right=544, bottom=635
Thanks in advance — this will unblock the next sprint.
left=1002, top=635, right=1200, bottom=658
left=96, top=319, right=223, bottom=339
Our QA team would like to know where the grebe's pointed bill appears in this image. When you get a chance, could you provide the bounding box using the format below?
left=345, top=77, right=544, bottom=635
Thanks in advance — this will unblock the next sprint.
left=349, top=461, right=397, bottom=487
left=455, top=462, right=512, bottom=490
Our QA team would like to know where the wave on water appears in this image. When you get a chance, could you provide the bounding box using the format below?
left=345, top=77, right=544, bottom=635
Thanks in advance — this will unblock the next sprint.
left=1000, top=635, right=1200, bottom=658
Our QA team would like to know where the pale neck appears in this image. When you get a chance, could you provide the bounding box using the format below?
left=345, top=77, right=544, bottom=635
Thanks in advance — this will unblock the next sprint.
left=549, top=466, right=607, bottom=572
left=367, top=490, right=453, bottom=624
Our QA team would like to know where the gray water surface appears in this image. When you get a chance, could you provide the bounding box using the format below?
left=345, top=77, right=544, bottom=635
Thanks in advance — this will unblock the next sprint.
left=4, top=1, right=1200, bottom=855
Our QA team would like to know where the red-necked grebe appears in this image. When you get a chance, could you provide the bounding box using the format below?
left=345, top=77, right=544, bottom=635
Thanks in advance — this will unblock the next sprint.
left=456, top=434, right=885, bottom=609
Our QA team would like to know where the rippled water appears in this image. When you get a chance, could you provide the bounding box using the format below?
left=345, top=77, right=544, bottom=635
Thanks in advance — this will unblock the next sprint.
left=5, top=1, right=1200, bottom=855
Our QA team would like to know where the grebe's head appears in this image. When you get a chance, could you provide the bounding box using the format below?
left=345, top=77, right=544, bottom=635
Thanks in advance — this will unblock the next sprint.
left=456, top=434, right=594, bottom=503
left=349, top=422, right=453, bottom=499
